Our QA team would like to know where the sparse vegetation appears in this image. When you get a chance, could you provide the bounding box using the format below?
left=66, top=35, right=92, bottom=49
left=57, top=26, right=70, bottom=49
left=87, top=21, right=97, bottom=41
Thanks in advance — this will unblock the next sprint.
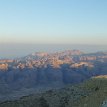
left=1, top=77, right=107, bottom=107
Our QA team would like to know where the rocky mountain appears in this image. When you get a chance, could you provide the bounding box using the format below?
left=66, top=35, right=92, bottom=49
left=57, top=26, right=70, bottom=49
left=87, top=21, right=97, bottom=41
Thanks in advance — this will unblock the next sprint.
left=0, top=50, right=107, bottom=101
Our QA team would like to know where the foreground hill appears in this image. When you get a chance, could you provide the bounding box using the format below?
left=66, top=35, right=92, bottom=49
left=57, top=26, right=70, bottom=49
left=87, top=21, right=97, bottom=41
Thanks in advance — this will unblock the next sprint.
left=1, top=77, right=107, bottom=107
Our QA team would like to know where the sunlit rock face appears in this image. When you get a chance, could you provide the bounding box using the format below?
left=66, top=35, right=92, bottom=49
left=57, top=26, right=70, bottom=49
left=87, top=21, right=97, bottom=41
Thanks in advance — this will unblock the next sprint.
left=0, top=63, right=8, bottom=71
left=70, top=62, right=94, bottom=68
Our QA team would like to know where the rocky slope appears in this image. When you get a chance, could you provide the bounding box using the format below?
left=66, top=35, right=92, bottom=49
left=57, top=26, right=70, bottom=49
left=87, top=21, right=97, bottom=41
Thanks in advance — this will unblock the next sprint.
left=1, top=77, right=107, bottom=107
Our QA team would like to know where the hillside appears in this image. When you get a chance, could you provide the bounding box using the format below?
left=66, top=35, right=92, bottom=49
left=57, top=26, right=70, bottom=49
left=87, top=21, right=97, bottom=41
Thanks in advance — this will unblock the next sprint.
left=0, top=77, right=107, bottom=107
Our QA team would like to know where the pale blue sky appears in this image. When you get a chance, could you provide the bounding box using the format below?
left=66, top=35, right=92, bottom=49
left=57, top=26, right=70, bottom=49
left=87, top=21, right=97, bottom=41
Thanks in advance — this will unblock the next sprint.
left=0, top=0, right=107, bottom=44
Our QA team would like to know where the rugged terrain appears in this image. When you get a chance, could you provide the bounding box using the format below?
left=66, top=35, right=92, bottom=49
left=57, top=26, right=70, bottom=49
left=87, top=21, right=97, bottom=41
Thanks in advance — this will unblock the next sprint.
left=1, top=76, right=107, bottom=107
left=0, top=50, right=107, bottom=102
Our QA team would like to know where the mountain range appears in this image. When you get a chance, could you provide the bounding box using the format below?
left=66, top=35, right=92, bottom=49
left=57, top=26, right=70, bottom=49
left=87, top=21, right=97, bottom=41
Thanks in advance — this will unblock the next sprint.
left=0, top=50, right=107, bottom=102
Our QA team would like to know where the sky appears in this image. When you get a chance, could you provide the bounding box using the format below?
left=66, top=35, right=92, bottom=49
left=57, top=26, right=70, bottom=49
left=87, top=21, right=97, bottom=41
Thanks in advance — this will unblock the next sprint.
left=0, top=0, right=107, bottom=58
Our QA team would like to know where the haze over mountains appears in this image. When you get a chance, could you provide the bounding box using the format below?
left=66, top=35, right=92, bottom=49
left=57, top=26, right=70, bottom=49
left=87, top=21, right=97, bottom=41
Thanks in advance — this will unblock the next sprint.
left=0, top=44, right=107, bottom=58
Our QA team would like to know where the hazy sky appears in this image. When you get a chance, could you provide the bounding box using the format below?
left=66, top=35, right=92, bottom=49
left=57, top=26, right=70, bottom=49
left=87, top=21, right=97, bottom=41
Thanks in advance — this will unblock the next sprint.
left=0, top=0, right=107, bottom=44
left=0, top=0, right=107, bottom=58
